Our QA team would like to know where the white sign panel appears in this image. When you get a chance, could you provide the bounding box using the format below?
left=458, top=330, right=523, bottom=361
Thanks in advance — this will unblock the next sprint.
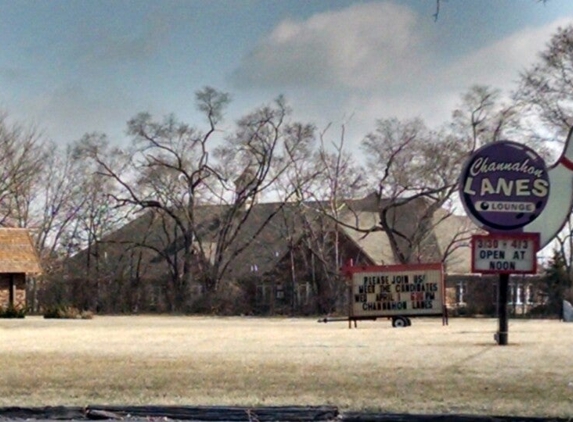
left=350, top=264, right=444, bottom=318
left=471, top=233, right=539, bottom=274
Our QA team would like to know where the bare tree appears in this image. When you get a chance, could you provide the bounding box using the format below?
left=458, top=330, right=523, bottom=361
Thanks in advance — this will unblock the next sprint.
left=334, top=86, right=518, bottom=266
left=31, top=134, right=131, bottom=312
left=0, top=113, right=47, bottom=227
left=515, top=24, right=573, bottom=267
left=356, top=118, right=461, bottom=264
left=0, top=112, right=135, bottom=311
left=516, top=24, right=573, bottom=141
left=451, top=85, right=520, bottom=149
left=86, top=89, right=320, bottom=311
left=302, top=125, right=367, bottom=309
left=264, top=123, right=368, bottom=313
left=554, top=216, right=573, bottom=277
left=205, top=96, right=318, bottom=293
left=86, top=88, right=229, bottom=310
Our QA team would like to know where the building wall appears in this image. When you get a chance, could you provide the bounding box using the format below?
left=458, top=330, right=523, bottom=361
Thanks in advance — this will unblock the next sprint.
left=255, top=235, right=375, bottom=315
left=0, top=273, right=26, bottom=309
left=446, top=274, right=543, bottom=316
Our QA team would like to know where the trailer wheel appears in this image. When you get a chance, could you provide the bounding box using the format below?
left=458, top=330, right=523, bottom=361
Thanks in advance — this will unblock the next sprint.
left=405, top=317, right=412, bottom=326
left=392, top=316, right=408, bottom=328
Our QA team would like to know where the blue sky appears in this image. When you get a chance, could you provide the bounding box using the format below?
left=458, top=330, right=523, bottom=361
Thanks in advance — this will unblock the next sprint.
left=2, top=0, right=573, bottom=148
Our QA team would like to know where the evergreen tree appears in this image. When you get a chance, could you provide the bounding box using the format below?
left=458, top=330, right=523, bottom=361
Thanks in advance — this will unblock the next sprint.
left=542, top=250, right=571, bottom=318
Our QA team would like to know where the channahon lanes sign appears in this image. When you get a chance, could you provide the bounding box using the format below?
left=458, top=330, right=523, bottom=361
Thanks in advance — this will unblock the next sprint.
left=459, top=141, right=550, bottom=232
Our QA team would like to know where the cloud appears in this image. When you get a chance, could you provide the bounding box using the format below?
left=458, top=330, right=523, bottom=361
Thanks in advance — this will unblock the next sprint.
left=232, top=2, right=433, bottom=90
left=18, top=83, right=132, bottom=144
left=439, top=18, right=572, bottom=94
left=75, top=12, right=170, bottom=65
left=272, top=12, right=573, bottom=140
left=0, top=67, right=27, bottom=83
left=232, top=0, right=573, bottom=141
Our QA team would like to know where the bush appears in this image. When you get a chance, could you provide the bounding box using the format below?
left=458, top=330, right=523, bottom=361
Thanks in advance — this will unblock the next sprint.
left=527, top=304, right=555, bottom=318
left=43, top=306, right=93, bottom=319
left=450, top=305, right=477, bottom=317
left=0, top=304, right=27, bottom=318
left=189, top=281, right=251, bottom=316
left=80, top=310, right=94, bottom=319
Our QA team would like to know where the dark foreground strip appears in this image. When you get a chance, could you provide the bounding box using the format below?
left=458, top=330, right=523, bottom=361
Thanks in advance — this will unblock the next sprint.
left=0, top=406, right=570, bottom=422
left=341, top=413, right=571, bottom=422
left=0, top=406, right=337, bottom=421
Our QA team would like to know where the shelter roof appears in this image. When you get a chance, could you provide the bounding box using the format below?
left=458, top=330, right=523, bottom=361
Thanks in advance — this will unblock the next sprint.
left=0, top=228, right=42, bottom=274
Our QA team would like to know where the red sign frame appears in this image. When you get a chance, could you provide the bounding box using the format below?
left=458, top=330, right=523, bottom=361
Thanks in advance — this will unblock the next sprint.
left=471, top=232, right=539, bottom=275
left=342, top=262, right=444, bottom=276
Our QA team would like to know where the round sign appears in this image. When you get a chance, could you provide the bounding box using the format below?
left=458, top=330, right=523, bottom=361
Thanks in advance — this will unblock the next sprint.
left=459, top=141, right=550, bottom=231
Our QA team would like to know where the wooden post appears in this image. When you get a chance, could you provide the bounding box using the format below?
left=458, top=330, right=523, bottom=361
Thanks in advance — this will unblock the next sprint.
left=348, top=284, right=353, bottom=329
left=345, top=259, right=354, bottom=329
left=497, top=273, right=509, bottom=345
left=8, top=274, right=15, bottom=307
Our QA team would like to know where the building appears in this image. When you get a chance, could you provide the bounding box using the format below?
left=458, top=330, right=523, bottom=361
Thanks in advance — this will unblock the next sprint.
left=61, top=192, right=484, bottom=315
left=0, top=228, right=42, bottom=310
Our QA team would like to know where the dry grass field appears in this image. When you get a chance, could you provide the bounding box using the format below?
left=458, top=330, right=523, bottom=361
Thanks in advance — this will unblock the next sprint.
left=1, top=316, right=573, bottom=417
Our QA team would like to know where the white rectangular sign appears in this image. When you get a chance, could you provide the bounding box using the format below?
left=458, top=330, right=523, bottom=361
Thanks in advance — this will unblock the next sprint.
left=471, top=233, right=539, bottom=274
left=350, top=264, right=444, bottom=318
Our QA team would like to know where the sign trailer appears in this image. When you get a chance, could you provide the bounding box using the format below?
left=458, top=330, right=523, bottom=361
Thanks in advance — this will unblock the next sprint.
left=320, top=262, right=447, bottom=328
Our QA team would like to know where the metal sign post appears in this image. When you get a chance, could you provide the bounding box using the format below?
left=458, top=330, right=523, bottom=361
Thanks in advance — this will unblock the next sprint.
left=497, top=273, right=509, bottom=345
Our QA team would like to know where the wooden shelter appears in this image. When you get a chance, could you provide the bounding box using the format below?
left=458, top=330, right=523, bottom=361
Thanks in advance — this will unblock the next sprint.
left=0, top=228, right=41, bottom=309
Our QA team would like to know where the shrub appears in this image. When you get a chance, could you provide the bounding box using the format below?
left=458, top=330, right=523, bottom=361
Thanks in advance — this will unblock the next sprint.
left=528, top=304, right=554, bottom=318
left=450, top=306, right=469, bottom=317
left=80, top=310, right=94, bottom=319
left=0, top=304, right=27, bottom=318
left=189, top=281, right=251, bottom=316
left=43, top=305, right=92, bottom=319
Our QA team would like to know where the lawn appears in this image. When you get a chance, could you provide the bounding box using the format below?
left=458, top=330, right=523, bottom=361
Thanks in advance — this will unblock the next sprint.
left=1, top=316, right=573, bottom=417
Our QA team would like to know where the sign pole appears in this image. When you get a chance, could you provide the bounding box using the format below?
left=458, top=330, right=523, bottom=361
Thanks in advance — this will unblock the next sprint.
left=497, top=273, right=509, bottom=345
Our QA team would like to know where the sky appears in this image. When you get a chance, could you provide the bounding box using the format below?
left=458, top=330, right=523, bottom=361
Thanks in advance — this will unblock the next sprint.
left=2, top=0, right=573, bottom=150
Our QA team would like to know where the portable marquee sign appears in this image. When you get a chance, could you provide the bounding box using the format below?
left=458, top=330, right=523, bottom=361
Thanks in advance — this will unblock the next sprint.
left=348, top=263, right=445, bottom=318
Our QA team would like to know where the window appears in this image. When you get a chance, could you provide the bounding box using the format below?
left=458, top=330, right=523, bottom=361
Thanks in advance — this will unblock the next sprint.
left=276, top=283, right=284, bottom=300
left=257, top=284, right=271, bottom=304
left=516, top=284, right=523, bottom=305
left=296, top=282, right=311, bottom=305
left=508, top=283, right=525, bottom=305
left=526, top=284, right=534, bottom=304
left=456, top=281, right=466, bottom=305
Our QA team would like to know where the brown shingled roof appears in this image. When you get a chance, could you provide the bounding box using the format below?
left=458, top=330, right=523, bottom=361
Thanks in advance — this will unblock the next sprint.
left=0, top=228, right=42, bottom=274
left=65, top=193, right=473, bottom=281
